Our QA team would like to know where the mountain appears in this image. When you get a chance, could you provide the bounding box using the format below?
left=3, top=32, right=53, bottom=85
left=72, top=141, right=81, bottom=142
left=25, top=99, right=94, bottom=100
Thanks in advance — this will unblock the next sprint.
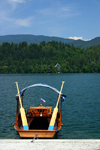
left=0, top=34, right=73, bottom=45
left=69, top=37, right=100, bottom=49
left=0, top=34, right=100, bottom=48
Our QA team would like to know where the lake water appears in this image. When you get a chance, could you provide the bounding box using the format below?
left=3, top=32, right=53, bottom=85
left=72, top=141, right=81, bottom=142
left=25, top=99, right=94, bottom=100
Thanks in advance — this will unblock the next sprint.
left=0, top=73, right=100, bottom=139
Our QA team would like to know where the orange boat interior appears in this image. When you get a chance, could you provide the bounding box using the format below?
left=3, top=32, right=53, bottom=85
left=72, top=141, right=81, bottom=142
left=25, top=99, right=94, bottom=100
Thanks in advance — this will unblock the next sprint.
left=15, top=101, right=62, bottom=131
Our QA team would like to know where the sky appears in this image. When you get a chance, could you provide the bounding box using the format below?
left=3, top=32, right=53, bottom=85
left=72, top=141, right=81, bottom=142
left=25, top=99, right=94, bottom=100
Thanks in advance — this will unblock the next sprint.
left=0, top=0, right=100, bottom=41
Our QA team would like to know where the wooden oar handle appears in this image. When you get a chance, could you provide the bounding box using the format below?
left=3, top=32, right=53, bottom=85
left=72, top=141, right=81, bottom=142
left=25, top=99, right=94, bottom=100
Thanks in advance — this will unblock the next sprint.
left=15, top=82, right=22, bottom=107
left=48, top=81, right=65, bottom=130
left=56, top=81, right=65, bottom=107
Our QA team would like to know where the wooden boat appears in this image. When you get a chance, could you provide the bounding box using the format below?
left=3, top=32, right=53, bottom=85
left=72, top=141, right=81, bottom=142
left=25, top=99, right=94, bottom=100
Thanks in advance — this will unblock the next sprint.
left=13, top=82, right=66, bottom=139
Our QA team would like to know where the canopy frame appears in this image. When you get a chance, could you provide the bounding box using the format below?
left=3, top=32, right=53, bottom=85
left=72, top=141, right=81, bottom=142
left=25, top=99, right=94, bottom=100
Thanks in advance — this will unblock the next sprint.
left=16, top=83, right=66, bottom=101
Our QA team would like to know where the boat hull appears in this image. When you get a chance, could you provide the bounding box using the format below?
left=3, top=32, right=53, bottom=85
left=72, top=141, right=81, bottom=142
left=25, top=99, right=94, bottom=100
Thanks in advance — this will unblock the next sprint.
left=18, top=130, right=57, bottom=139
left=13, top=124, right=60, bottom=139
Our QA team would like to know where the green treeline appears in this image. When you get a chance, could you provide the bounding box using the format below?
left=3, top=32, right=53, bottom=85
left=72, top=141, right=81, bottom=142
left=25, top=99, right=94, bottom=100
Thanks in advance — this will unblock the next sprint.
left=0, top=41, right=100, bottom=73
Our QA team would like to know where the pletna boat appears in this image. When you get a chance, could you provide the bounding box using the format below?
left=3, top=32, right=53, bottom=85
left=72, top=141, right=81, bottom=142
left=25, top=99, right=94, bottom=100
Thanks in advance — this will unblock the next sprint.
left=13, top=82, right=66, bottom=139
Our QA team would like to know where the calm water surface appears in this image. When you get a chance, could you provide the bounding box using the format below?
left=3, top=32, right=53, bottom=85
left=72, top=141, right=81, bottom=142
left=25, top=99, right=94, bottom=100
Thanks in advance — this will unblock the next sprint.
left=0, top=73, right=100, bottom=139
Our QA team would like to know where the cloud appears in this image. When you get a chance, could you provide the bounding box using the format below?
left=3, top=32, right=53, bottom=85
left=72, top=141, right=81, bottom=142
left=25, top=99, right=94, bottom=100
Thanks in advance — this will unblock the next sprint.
left=2, top=15, right=33, bottom=27
left=15, top=17, right=33, bottom=27
left=6, top=0, right=26, bottom=11
left=68, top=36, right=91, bottom=41
left=68, top=36, right=83, bottom=40
left=1, top=1, right=78, bottom=28
left=83, top=39, right=91, bottom=41
left=36, top=4, right=79, bottom=20
left=0, top=0, right=33, bottom=28
left=8, top=0, right=26, bottom=3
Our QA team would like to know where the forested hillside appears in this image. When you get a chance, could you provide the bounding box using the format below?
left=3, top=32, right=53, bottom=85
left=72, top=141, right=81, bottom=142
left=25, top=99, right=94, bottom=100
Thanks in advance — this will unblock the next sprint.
left=0, top=41, right=100, bottom=73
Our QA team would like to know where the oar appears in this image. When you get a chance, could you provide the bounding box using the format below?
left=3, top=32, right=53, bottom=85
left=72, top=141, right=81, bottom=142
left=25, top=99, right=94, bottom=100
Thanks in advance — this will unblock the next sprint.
left=15, top=82, right=28, bottom=130
left=48, top=81, right=65, bottom=130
